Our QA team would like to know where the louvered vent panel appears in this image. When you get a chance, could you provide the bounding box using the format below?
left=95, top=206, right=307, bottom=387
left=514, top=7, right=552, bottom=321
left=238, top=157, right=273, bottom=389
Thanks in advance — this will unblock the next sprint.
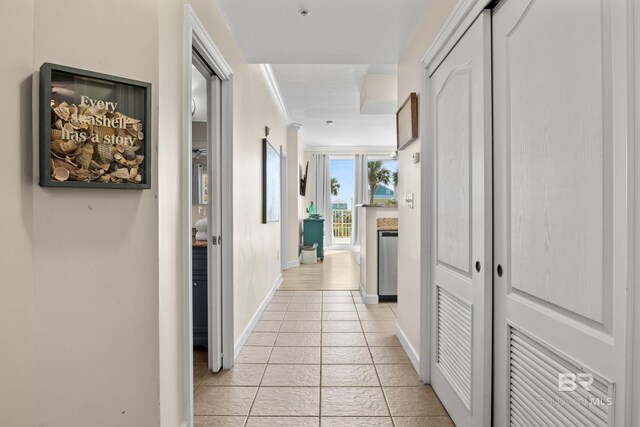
left=509, top=327, right=613, bottom=427
left=436, top=285, right=472, bottom=410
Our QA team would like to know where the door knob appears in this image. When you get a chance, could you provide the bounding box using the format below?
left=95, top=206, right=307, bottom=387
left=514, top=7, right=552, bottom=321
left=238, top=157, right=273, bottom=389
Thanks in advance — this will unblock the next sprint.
left=497, top=265, right=503, bottom=277
left=475, top=261, right=481, bottom=272
left=193, top=282, right=198, bottom=287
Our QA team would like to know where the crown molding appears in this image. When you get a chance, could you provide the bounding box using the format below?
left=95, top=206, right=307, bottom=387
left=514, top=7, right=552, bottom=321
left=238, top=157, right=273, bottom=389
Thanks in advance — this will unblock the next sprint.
left=258, top=64, right=292, bottom=125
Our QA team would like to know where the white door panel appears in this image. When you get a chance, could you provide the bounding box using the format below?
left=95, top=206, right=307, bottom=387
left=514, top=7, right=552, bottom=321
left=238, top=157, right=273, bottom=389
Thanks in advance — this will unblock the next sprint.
left=436, top=64, right=472, bottom=275
left=429, top=10, right=492, bottom=427
left=493, top=0, right=631, bottom=424
left=208, top=73, right=222, bottom=371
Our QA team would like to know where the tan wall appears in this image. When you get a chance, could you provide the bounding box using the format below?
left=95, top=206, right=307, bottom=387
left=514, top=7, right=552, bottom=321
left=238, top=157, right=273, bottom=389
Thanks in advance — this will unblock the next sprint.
left=0, top=1, right=38, bottom=426
left=633, top=0, right=640, bottom=423
left=303, top=151, right=315, bottom=210
left=33, top=0, right=162, bottom=423
left=157, top=2, right=184, bottom=424
left=396, top=0, right=458, bottom=354
left=0, top=0, right=161, bottom=426
left=158, top=1, right=287, bottom=426
left=287, top=126, right=304, bottom=265
left=0, top=0, right=286, bottom=425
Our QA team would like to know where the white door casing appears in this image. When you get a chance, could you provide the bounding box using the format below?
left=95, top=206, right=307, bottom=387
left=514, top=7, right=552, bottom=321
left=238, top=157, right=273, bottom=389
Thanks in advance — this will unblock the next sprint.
left=493, top=0, right=632, bottom=425
left=428, top=10, right=492, bottom=427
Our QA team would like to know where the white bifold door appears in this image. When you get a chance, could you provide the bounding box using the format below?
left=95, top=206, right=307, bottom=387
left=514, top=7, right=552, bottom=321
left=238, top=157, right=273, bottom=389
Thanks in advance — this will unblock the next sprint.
left=428, top=11, right=492, bottom=427
left=492, top=0, right=632, bottom=425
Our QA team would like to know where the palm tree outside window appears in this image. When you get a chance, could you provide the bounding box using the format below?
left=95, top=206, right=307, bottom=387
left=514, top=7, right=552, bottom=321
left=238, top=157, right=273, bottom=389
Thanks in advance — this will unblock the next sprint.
left=329, top=157, right=355, bottom=244
left=367, top=158, right=397, bottom=205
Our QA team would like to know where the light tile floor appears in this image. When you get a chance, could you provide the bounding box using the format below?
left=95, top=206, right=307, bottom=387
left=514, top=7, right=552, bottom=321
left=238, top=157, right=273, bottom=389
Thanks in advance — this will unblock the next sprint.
left=194, top=290, right=454, bottom=426
left=279, top=250, right=360, bottom=291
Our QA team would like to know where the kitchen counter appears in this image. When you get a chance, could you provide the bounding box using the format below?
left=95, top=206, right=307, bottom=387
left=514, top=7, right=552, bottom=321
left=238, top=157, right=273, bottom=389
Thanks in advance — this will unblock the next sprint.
left=377, top=218, right=398, bottom=231
left=358, top=206, right=398, bottom=303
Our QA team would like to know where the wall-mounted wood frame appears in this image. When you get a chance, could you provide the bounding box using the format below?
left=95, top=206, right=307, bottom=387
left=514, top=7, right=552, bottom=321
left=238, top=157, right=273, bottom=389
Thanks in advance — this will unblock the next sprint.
left=397, top=92, right=418, bottom=150
left=39, top=62, right=151, bottom=189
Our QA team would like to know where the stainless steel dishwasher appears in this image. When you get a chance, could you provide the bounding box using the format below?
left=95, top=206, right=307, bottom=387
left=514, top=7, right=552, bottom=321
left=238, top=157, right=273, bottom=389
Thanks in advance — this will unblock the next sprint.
left=378, top=230, right=398, bottom=301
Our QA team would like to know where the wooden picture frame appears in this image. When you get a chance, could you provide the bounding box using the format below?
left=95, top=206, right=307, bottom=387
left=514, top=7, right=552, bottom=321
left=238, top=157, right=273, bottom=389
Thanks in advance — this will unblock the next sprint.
left=396, top=92, right=418, bottom=150
left=39, top=63, right=152, bottom=189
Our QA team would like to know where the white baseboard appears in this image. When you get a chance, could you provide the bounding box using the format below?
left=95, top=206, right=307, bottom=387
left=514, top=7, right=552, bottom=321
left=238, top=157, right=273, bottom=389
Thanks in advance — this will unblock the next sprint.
left=234, top=274, right=282, bottom=359
left=326, top=244, right=355, bottom=251
left=287, top=259, right=300, bottom=268
left=396, top=323, right=420, bottom=374
left=352, top=249, right=361, bottom=265
left=359, top=281, right=379, bottom=304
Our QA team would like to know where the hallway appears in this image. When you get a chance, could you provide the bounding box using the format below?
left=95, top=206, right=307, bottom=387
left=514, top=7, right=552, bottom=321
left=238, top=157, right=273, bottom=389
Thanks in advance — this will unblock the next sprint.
left=193, top=290, right=452, bottom=426
left=279, top=250, right=360, bottom=291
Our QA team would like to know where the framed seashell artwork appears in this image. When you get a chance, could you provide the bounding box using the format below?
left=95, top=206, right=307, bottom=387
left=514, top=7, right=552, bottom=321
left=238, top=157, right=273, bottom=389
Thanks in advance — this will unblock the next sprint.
left=39, top=63, right=151, bottom=189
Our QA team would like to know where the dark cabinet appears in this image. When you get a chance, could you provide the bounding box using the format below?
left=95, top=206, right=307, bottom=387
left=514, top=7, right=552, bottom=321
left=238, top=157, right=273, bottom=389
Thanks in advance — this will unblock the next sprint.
left=303, top=218, right=325, bottom=260
left=192, top=246, right=208, bottom=348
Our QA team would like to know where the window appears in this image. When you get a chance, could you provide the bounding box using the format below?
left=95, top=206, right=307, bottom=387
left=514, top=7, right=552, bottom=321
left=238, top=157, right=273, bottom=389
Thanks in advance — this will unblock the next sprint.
left=367, top=157, right=397, bottom=206
left=330, top=157, right=354, bottom=244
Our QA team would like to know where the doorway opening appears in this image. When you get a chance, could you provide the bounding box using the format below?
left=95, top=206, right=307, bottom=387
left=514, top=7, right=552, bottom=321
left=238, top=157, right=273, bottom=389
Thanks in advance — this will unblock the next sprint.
left=190, top=53, right=221, bottom=371
left=329, top=156, right=355, bottom=247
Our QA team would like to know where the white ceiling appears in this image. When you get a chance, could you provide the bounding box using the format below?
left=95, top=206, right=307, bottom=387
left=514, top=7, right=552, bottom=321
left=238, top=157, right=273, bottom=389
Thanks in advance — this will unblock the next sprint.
left=214, top=0, right=432, bottom=149
left=215, top=0, right=432, bottom=64
left=271, top=64, right=397, bottom=148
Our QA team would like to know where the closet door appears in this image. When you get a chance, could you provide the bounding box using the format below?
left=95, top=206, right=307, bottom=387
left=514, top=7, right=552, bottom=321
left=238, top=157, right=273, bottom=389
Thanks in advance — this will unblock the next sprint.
left=492, top=0, right=632, bottom=425
left=428, top=10, right=492, bottom=426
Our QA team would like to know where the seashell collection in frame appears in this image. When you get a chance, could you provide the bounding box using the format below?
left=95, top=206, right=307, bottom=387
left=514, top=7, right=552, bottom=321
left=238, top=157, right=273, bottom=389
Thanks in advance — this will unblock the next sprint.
left=39, top=63, right=151, bottom=189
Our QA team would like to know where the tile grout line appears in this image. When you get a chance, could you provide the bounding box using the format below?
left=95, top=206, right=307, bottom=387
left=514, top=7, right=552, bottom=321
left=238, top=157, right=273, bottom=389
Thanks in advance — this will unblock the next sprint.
left=319, top=291, right=323, bottom=426
left=199, top=284, right=441, bottom=423
left=235, top=290, right=407, bottom=425
left=243, top=295, right=288, bottom=426
left=200, top=290, right=412, bottom=424
left=356, top=293, right=397, bottom=427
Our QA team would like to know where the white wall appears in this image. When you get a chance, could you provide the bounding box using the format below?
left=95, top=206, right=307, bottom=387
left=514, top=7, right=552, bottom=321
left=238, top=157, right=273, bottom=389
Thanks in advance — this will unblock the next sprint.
left=395, top=0, right=458, bottom=354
